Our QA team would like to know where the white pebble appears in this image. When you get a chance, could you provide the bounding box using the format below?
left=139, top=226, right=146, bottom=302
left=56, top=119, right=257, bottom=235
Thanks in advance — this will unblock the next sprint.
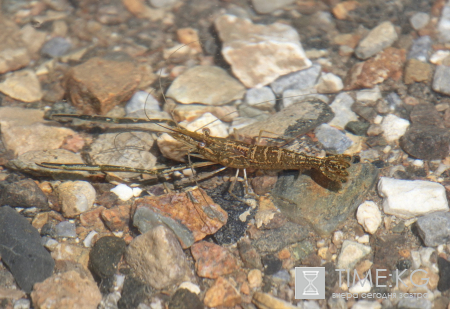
left=178, top=282, right=201, bottom=295
left=315, top=72, right=344, bottom=94
left=357, top=234, right=370, bottom=244
left=111, top=183, right=134, bottom=201
left=430, top=50, right=450, bottom=65
left=378, top=177, right=449, bottom=219
left=380, top=114, right=410, bottom=142
left=83, top=230, right=98, bottom=248
left=337, top=240, right=371, bottom=269
left=356, top=201, right=382, bottom=234
left=132, top=187, right=143, bottom=197
left=349, top=280, right=372, bottom=294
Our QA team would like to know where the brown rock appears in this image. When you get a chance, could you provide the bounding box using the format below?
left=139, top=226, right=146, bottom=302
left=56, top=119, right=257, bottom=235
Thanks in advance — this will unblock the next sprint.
left=204, top=277, right=241, bottom=308
left=410, top=103, right=445, bottom=127
left=125, top=225, right=193, bottom=289
left=345, top=47, right=406, bottom=90
left=0, top=69, right=43, bottom=102
left=238, top=238, right=263, bottom=270
left=404, top=59, right=432, bottom=84
left=248, top=269, right=263, bottom=288
left=80, top=206, right=106, bottom=228
left=31, top=270, right=101, bottom=309
left=332, top=1, right=359, bottom=20
left=0, top=18, right=30, bottom=74
left=65, top=57, right=141, bottom=115
left=134, top=188, right=227, bottom=241
left=51, top=243, right=90, bottom=270
left=101, top=204, right=131, bottom=231
left=176, top=28, right=202, bottom=53
left=215, top=15, right=312, bottom=88
left=252, top=292, right=297, bottom=309
left=191, top=241, right=238, bottom=279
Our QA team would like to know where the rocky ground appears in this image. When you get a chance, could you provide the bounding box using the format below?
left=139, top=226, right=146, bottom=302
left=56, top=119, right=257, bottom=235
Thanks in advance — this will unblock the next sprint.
left=0, top=0, right=450, bottom=308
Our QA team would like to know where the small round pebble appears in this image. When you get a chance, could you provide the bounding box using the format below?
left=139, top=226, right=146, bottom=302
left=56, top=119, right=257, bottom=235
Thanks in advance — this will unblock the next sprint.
left=110, top=183, right=134, bottom=201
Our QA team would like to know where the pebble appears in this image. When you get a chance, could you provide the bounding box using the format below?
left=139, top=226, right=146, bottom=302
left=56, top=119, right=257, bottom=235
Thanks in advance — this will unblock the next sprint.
left=125, top=91, right=160, bottom=115
left=252, top=292, right=297, bottom=309
left=356, top=86, right=382, bottom=103
left=149, top=0, right=176, bottom=8
left=125, top=226, right=193, bottom=289
left=0, top=177, right=49, bottom=209
left=337, top=240, right=371, bottom=269
left=314, top=124, right=353, bottom=154
left=31, top=270, right=102, bottom=309
left=273, top=163, right=379, bottom=235
left=215, top=14, right=312, bottom=88
left=168, top=288, right=203, bottom=309
left=378, top=177, right=449, bottom=219
left=65, top=57, right=141, bottom=115
left=355, top=21, right=398, bottom=60
left=0, top=69, right=43, bottom=102
left=244, top=87, right=276, bottom=111
left=133, top=206, right=194, bottom=249
left=101, top=204, right=131, bottom=231
left=345, top=47, right=406, bottom=90
left=89, top=236, right=126, bottom=279
left=41, top=37, right=72, bottom=58
left=345, top=121, right=370, bottom=136
left=89, top=131, right=156, bottom=179
left=203, top=277, right=241, bottom=308
left=83, top=230, right=98, bottom=248
left=57, top=181, right=96, bottom=218
left=400, top=125, right=450, bottom=160
left=166, top=65, right=245, bottom=105
left=416, top=212, right=450, bottom=247
left=430, top=50, right=450, bottom=65
left=191, top=241, right=238, bottom=278
left=356, top=201, right=382, bottom=234
left=328, top=92, right=358, bottom=129
left=0, top=19, right=30, bottom=74
left=237, top=99, right=333, bottom=140
left=270, top=63, right=321, bottom=96
left=404, top=59, right=431, bottom=84
left=55, top=221, right=77, bottom=238
left=380, top=114, right=410, bottom=142
left=410, top=12, right=430, bottom=30
left=250, top=0, right=295, bottom=14
left=135, top=188, right=227, bottom=242
left=432, top=65, right=450, bottom=96
left=351, top=300, right=381, bottom=309
left=51, top=243, right=90, bottom=270
left=110, top=184, right=134, bottom=201
left=410, top=104, right=444, bottom=127
left=315, top=72, right=344, bottom=94
left=396, top=298, right=432, bottom=309
left=0, top=107, right=78, bottom=156
left=238, top=238, right=263, bottom=269
left=438, top=4, right=450, bottom=42
left=248, top=269, right=263, bottom=288
left=0, top=206, right=55, bottom=293
left=408, top=36, right=432, bottom=62
left=438, top=257, right=450, bottom=291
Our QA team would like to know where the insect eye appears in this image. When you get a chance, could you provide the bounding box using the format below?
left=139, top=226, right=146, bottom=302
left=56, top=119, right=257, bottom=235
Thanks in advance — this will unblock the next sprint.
left=202, top=128, right=210, bottom=137
left=198, top=142, right=206, bottom=148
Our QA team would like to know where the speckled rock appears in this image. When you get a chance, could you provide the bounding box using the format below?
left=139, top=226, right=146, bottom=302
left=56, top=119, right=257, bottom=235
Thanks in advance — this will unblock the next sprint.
left=400, top=125, right=450, bottom=160
left=0, top=69, right=43, bottom=102
left=215, top=14, right=312, bottom=88
left=355, top=21, right=398, bottom=60
left=58, top=181, right=96, bottom=218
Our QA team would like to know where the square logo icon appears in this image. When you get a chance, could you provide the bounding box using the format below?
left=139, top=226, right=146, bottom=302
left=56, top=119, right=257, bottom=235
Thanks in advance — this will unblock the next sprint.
left=295, top=267, right=325, bottom=299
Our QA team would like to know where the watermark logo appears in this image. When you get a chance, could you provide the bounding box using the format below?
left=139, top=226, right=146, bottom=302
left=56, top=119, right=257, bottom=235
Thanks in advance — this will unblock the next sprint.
left=295, top=267, right=325, bottom=299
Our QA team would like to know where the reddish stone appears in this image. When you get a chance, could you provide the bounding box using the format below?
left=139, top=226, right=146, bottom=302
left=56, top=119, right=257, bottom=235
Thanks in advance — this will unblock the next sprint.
left=134, top=188, right=227, bottom=241
left=101, top=204, right=131, bottom=231
left=80, top=206, right=105, bottom=229
left=65, top=57, right=141, bottom=115
left=204, top=277, right=241, bottom=308
left=191, top=241, right=238, bottom=279
left=345, top=47, right=406, bottom=90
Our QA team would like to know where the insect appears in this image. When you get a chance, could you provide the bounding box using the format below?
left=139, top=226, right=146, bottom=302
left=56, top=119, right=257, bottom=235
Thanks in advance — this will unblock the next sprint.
left=40, top=113, right=352, bottom=190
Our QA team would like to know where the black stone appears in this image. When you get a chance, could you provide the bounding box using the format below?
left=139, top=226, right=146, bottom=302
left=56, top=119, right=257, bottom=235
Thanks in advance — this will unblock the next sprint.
left=396, top=259, right=412, bottom=271
left=168, top=288, right=203, bottom=309
left=0, top=206, right=54, bottom=293
left=89, top=236, right=126, bottom=279
left=262, top=255, right=282, bottom=276
left=345, top=121, right=370, bottom=136
left=118, top=275, right=153, bottom=309
left=400, top=125, right=450, bottom=160
left=438, top=257, right=450, bottom=292
left=0, top=177, right=49, bottom=209
left=372, top=160, right=385, bottom=168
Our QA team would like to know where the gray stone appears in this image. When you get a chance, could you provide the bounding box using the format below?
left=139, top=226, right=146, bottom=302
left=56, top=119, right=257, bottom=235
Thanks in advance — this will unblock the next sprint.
left=355, top=21, right=398, bottom=60
left=416, top=212, right=450, bottom=247
left=314, top=124, right=353, bottom=154
left=41, top=37, right=72, bottom=57
left=328, top=92, right=358, bottom=129
left=133, top=207, right=195, bottom=249
left=410, top=12, right=430, bottom=30
left=244, top=86, right=276, bottom=111
left=251, top=222, right=310, bottom=253
left=125, top=91, right=160, bottom=115
left=55, top=221, right=77, bottom=238
left=0, top=206, right=55, bottom=293
left=408, top=36, right=432, bottom=62
left=337, top=241, right=371, bottom=269
left=166, top=65, right=246, bottom=106
left=0, top=178, right=49, bottom=209
left=250, top=0, right=295, bottom=14
left=270, top=64, right=321, bottom=96
left=272, top=163, right=379, bottom=235
left=58, top=181, right=96, bottom=218
left=215, top=14, right=312, bottom=88
left=149, top=0, right=176, bottom=8
left=438, top=5, right=450, bottom=42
